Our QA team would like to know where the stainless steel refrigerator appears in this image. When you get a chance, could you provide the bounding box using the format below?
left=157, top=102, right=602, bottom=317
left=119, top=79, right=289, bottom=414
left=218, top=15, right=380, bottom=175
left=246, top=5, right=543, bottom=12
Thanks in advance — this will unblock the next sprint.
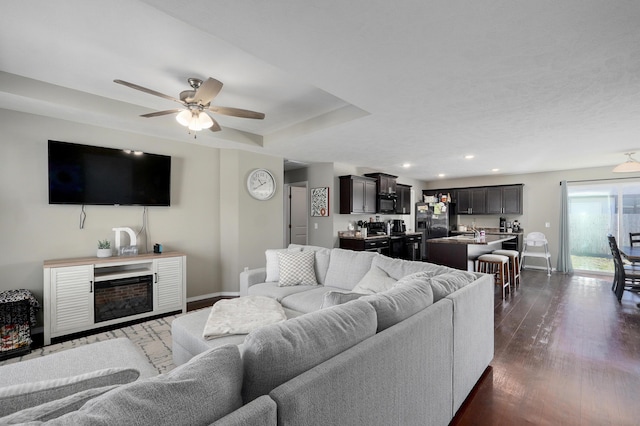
left=415, top=201, right=451, bottom=260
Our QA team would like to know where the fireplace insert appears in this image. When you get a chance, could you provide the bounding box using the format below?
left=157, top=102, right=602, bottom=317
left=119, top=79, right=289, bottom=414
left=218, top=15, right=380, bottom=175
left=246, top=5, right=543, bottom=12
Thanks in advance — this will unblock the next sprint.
left=94, top=275, right=153, bottom=323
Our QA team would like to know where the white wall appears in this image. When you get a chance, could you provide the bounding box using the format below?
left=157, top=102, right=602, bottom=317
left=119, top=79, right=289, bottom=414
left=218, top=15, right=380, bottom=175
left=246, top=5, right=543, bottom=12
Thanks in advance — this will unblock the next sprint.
left=0, top=109, right=283, bottom=305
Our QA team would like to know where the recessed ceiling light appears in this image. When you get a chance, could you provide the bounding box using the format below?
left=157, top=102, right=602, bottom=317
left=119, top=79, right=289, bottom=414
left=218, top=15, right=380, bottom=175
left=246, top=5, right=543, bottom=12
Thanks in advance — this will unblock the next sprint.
left=402, top=163, right=411, bottom=168
left=464, top=155, right=475, bottom=159
left=438, top=173, right=445, bottom=178
left=491, top=168, right=500, bottom=172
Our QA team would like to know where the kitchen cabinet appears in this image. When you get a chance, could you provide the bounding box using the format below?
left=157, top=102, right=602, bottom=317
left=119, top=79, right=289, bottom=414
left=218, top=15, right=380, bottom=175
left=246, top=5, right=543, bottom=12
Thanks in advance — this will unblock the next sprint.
left=364, top=173, right=397, bottom=194
left=486, top=185, right=523, bottom=215
left=43, top=252, right=186, bottom=345
left=395, top=184, right=412, bottom=214
left=339, top=175, right=377, bottom=214
left=457, top=188, right=487, bottom=215
left=339, top=237, right=390, bottom=255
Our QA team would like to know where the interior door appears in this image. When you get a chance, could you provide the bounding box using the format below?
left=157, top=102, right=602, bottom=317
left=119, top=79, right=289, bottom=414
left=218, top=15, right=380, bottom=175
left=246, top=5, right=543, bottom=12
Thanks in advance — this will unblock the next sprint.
left=290, top=186, right=308, bottom=245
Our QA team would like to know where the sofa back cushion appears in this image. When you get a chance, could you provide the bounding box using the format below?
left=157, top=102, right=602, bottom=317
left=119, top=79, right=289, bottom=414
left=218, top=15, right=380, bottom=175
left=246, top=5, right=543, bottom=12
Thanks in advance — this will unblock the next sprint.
left=288, top=244, right=331, bottom=284
left=395, top=270, right=479, bottom=302
left=241, top=299, right=377, bottom=403
left=371, top=255, right=453, bottom=280
left=265, top=247, right=302, bottom=282
left=361, top=280, right=434, bottom=332
left=323, top=248, right=378, bottom=290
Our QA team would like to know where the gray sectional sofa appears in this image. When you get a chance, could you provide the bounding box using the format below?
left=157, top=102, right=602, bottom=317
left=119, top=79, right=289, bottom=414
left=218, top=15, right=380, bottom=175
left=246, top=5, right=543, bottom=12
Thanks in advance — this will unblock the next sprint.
left=0, top=245, right=494, bottom=425
left=171, top=244, right=495, bottom=425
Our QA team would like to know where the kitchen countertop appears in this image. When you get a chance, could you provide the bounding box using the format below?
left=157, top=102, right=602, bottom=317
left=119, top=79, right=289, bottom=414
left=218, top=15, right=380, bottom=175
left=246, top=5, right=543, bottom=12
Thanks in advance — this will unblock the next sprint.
left=339, top=231, right=421, bottom=241
left=428, top=234, right=516, bottom=245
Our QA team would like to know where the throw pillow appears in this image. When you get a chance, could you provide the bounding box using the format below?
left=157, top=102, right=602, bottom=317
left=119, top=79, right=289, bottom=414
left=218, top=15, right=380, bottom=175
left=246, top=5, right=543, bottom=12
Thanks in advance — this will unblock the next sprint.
left=352, top=265, right=397, bottom=294
left=0, top=384, right=120, bottom=424
left=265, top=247, right=302, bottom=282
left=242, top=299, right=377, bottom=402
left=277, top=250, right=318, bottom=286
left=0, top=367, right=140, bottom=417
left=320, top=291, right=366, bottom=309
left=51, top=345, right=243, bottom=425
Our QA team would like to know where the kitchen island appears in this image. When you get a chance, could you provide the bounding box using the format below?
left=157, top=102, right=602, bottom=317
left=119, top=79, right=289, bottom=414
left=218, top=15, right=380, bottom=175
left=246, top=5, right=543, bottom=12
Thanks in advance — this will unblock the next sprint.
left=427, top=234, right=516, bottom=271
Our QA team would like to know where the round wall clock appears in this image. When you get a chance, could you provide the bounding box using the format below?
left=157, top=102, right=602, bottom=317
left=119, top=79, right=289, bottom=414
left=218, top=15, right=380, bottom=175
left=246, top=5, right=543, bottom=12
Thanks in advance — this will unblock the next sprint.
left=247, top=168, right=276, bottom=200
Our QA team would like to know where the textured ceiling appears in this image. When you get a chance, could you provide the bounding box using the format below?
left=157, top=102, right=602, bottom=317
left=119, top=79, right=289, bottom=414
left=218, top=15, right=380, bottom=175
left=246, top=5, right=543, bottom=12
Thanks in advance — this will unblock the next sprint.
left=2, top=0, right=640, bottom=180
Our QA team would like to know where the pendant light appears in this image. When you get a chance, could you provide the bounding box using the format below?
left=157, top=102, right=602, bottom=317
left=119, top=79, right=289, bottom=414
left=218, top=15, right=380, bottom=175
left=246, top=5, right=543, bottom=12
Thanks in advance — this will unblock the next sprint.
left=612, top=152, right=640, bottom=173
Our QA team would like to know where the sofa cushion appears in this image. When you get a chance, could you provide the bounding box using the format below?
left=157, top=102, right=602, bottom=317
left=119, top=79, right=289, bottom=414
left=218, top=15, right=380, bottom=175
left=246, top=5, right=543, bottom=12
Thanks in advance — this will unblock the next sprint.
left=278, top=250, right=318, bottom=286
left=362, top=280, right=434, bottom=332
left=51, top=345, right=244, bottom=425
left=320, top=291, right=366, bottom=309
left=395, top=270, right=478, bottom=302
left=0, top=384, right=120, bottom=424
left=288, top=244, right=332, bottom=284
left=372, top=255, right=454, bottom=280
left=279, top=286, right=343, bottom=313
left=352, top=265, right=397, bottom=294
left=0, top=367, right=140, bottom=417
left=265, top=247, right=302, bottom=282
left=248, top=282, right=318, bottom=302
left=323, top=248, right=378, bottom=290
left=241, top=299, right=377, bottom=403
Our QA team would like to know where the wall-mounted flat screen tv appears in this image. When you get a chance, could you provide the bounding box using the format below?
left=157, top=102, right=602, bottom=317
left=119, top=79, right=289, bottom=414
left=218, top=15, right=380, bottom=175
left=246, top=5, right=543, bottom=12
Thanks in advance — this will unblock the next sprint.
left=48, top=140, right=171, bottom=206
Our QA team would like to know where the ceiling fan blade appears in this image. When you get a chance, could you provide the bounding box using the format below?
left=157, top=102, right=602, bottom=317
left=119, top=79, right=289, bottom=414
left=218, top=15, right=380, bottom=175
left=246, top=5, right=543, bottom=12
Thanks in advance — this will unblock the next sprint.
left=208, top=116, right=222, bottom=132
left=193, top=77, right=223, bottom=104
left=114, top=80, right=183, bottom=105
left=140, top=109, right=182, bottom=118
left=209, top=106, right=265, bottom=120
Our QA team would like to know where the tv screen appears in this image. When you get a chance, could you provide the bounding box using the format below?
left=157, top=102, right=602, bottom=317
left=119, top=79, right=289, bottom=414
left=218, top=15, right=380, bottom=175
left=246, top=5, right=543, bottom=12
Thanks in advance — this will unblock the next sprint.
left=48, top=140, right=171, bottom=206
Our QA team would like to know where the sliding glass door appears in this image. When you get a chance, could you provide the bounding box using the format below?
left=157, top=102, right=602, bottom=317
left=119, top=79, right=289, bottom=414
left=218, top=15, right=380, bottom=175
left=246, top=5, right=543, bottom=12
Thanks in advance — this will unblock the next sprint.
left=568, top=180, right=640, bottom=273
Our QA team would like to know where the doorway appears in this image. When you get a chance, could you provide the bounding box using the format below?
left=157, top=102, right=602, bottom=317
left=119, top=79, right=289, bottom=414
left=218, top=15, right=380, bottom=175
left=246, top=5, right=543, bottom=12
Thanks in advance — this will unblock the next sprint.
left=568, top=180, right=640, bottom=273
left=284, top=183, right=308, bottom=246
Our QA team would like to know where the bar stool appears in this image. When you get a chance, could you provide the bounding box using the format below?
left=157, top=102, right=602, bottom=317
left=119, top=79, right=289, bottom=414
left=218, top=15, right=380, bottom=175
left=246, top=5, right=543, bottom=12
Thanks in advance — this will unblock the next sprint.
left=477, top=254, right=511, bottom=299
left=492, top=249, right=521, bottom=288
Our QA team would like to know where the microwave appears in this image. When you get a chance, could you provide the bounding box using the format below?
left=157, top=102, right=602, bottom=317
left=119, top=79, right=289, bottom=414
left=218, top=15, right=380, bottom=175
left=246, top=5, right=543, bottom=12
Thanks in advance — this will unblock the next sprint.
left=377, top=194, right=397, bottom=213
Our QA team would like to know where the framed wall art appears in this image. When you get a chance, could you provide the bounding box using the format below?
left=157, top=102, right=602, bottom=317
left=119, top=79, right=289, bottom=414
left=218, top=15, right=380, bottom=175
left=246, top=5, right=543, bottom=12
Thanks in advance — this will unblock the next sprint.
left=310, top=187, right=329, bottom=217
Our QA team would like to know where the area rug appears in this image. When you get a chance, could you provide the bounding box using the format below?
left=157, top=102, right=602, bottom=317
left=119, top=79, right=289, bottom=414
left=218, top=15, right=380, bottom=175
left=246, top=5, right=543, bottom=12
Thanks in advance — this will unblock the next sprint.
left=0, top=312, right=192, bottom=374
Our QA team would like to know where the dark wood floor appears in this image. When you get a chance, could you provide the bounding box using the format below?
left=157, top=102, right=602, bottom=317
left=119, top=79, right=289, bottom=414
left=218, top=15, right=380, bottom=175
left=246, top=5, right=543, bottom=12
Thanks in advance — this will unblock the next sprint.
left=451, top=269, right=640, bottom=426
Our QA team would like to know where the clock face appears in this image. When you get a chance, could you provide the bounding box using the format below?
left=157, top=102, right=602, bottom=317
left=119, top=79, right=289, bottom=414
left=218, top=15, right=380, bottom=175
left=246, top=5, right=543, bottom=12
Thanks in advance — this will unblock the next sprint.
left=247, top=169, right=276, bottom=200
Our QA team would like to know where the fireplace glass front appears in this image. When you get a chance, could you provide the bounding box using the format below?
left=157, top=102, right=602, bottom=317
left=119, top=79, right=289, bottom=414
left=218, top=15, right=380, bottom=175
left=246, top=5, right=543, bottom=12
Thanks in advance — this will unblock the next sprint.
left=94, top=275, right=153, bottom=323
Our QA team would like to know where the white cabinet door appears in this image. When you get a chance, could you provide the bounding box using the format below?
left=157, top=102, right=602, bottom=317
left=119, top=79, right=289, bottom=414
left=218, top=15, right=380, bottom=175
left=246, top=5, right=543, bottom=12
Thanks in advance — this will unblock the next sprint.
left=50, top=265, right=94, bottom=335
left=154, top=257, right=184, bottom=312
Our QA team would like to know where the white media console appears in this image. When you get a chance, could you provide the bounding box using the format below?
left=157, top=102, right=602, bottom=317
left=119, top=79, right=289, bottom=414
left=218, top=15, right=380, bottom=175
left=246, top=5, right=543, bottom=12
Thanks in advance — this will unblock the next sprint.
left=43, top=252, right=186, bottom=345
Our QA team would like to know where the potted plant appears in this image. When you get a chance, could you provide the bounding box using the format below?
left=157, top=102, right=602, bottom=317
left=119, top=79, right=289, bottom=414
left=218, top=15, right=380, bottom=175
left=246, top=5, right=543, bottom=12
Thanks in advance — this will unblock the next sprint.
left=97, top=239, right=112, bottom=258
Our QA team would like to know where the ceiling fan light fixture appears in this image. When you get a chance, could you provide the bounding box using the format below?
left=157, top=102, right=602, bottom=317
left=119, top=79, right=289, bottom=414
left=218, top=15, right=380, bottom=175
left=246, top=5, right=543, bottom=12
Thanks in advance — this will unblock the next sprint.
left=187, top=111, right=213, bottom=131
left=176, top=109, right=191, bottom=127
left=613, top=152, right=640, bottom=173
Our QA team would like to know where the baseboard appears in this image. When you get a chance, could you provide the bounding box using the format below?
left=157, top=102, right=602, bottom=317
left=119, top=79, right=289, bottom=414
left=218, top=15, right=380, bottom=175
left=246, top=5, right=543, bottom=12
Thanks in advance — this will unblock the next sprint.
left=186, top=291, right=239, bottom=303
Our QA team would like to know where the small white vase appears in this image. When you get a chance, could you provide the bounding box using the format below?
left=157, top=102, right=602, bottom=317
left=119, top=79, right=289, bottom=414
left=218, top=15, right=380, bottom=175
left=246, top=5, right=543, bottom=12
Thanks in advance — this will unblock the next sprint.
left=97, top=248, right=112, bottom=258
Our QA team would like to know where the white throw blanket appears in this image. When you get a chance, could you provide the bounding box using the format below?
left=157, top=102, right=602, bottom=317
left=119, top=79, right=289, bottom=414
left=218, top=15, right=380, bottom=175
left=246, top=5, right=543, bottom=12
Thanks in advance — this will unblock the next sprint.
left=202, top=296, right=287, bottom=340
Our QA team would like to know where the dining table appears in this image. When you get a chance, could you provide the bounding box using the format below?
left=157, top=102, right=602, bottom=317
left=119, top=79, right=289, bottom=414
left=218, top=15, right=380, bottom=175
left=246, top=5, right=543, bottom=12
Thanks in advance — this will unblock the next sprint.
left=619, top=245, right=640, bottom=262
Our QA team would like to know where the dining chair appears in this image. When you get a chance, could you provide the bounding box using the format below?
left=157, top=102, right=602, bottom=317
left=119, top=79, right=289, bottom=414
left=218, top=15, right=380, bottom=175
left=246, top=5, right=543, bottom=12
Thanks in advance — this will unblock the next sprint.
left=629, top=232, right=640, bottom=247
left=607, top=234, right=640, bottom=301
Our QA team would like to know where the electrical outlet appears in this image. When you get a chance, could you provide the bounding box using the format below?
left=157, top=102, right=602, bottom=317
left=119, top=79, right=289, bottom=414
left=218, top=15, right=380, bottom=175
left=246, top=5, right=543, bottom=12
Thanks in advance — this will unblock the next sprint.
left=545, top=222, right=551, bottom=228
left=314, top=223, right=318, bottom=229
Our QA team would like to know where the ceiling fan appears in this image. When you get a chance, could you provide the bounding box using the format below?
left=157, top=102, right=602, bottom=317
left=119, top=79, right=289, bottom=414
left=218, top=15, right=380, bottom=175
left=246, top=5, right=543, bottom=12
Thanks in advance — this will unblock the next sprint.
left=114, top=77, right=265, bottom=136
